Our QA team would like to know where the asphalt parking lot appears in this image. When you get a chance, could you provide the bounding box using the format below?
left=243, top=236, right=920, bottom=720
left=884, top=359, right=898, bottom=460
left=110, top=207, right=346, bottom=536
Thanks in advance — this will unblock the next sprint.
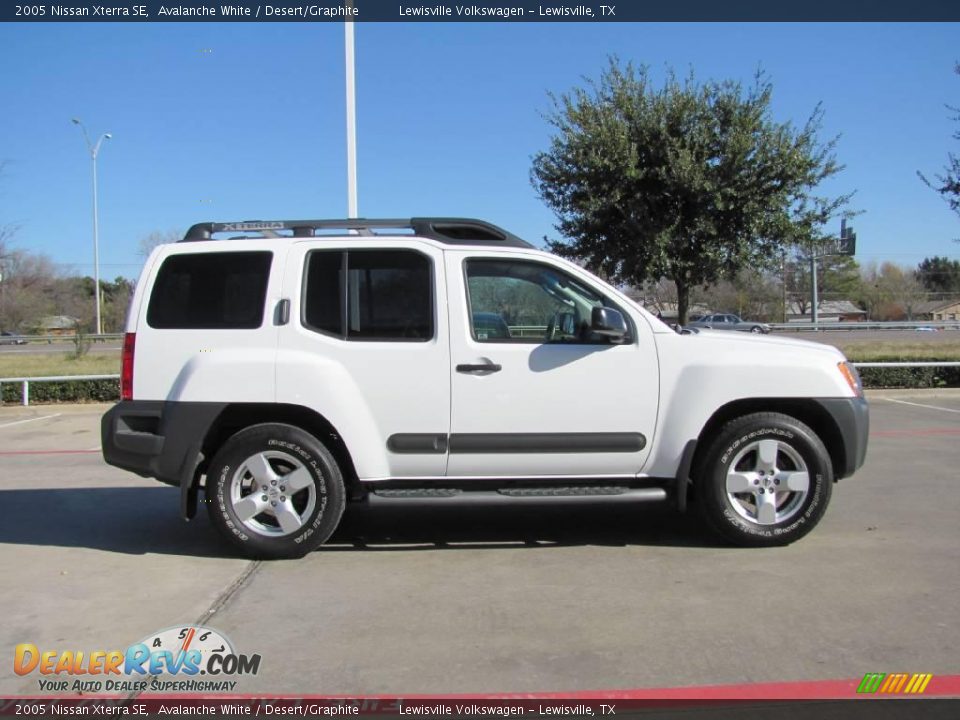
left=1, top=393, right=958, bottom=696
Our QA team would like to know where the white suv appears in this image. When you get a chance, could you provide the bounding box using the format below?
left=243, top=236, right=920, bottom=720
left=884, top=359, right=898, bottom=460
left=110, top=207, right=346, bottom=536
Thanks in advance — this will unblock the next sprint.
left=102, top=218, right=868, bottom=559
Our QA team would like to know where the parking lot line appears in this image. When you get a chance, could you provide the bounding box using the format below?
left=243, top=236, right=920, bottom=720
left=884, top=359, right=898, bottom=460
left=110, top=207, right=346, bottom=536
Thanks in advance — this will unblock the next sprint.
left=0, top=449, right=99, bottom=456
left=0, top=413, right=61, bottom=429
left=885, top=398, right=960, bottom=414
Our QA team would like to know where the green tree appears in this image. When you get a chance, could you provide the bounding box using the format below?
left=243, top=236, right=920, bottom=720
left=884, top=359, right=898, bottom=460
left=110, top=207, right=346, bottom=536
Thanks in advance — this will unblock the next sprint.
left=531, top=60, right=855, bottom=324
left=917, top=255, right=960, bottom=294
left=919, top=63, right=960, bottom=220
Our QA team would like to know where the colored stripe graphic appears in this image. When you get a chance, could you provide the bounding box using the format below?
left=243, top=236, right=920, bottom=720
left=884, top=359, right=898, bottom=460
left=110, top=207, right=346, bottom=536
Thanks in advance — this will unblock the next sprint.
left=856, top=673, right=885, bottom=693
left=859, top=672, right=934, bottom=694
left=904, top=674, right=933, bottom=694
left=880, top=673, right=908, bottom=693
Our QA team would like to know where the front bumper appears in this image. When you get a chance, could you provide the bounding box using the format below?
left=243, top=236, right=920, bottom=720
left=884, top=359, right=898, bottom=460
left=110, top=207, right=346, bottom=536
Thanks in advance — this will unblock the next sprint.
left=815, top=396, right=869, bottom=479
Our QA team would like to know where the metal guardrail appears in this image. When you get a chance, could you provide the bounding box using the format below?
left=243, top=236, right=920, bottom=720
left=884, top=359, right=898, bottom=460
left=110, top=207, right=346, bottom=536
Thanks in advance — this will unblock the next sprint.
left=768, top=321, right=960, bottom=332
left=0, top=374, right=119, bottom=406
left=0, top=333, right=124, bottom=345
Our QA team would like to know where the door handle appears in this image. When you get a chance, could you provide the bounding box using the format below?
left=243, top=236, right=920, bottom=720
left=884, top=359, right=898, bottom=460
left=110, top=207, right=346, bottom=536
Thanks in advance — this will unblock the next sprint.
left=456, top=362, right=502, bottom=374
left=275, top=299, right=291, bottom=326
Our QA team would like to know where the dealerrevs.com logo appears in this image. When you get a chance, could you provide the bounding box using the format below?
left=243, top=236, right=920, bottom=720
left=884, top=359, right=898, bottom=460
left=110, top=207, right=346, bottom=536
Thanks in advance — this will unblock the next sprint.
left=14, top=626, right=261, bottom=693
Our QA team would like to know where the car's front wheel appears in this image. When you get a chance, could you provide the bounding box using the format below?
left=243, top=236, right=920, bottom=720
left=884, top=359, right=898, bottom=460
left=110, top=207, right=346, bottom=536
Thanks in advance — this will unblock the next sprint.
left=696, top=412, right=832, bottom=547
left=206, top=423, right=345, bottom=559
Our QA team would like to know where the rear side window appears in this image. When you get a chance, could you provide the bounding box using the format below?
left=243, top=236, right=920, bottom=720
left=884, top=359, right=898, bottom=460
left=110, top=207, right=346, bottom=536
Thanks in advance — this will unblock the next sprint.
left=303, top=249, right=433, bottom=341
left=147, top=251, right=272, bottom=329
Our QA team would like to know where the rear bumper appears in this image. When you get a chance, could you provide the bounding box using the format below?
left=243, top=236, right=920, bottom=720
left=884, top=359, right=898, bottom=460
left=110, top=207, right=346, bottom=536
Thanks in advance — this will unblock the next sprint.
left=101, top=400, right=225, bottom=487
left=815, top=396, right=869, bottom=479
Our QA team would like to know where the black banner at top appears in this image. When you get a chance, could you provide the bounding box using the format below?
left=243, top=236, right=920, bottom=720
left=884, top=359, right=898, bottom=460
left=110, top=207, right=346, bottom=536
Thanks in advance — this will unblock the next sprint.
left=3, top=0, right=960, bottom=23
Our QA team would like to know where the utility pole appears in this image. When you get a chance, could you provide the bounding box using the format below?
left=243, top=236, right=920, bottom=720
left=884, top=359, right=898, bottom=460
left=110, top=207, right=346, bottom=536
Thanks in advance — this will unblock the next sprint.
left=781, top=249, right=788, bottom=323
left=0, top=255, right=8, bottom=329
left=811, top=255, right=819, bottom=325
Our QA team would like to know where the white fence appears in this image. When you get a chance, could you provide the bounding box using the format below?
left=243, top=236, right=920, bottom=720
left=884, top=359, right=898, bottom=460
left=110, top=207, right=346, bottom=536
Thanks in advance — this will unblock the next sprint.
left=3, top=363, right=960, bottom=406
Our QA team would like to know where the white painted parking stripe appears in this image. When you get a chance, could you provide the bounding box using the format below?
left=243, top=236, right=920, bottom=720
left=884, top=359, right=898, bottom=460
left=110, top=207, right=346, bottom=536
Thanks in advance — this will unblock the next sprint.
left=886, top=398, right=960, bottom=414
left=0, top=413, right=62, bottom=429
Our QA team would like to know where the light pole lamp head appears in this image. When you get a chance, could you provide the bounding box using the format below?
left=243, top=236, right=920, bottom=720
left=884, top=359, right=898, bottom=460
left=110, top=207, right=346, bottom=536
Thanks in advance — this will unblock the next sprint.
left=104, top=133, right=112, bottom=139
left=71, top=117, right=81, bottom=125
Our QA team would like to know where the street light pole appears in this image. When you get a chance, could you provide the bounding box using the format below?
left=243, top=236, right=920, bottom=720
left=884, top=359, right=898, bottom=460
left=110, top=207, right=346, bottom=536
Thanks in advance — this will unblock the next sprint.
left=344, top=0, right=358, bottom=218
left=72, top=118, right=111, bottom=336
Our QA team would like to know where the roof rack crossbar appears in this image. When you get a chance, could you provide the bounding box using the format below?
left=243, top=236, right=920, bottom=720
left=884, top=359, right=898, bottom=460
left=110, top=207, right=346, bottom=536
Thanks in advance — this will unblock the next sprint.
left=181, top=217, right=534, bottom=248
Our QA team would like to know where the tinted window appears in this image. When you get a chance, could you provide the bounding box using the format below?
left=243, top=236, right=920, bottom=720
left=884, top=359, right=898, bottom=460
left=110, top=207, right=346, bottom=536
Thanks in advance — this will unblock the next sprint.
left=303, top=250, right=433, bottom=341
left=147, top=252, right=272, bottom=329
left=303, top=251, right=343, bottom=336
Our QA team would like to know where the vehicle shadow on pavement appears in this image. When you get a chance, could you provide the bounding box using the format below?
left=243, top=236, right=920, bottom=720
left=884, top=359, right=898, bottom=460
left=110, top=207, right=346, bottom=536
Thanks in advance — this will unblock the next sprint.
left=328, top=501, right=721, bottom=550
left=0, top=487, right=721, bottom=556
left=0, top=486, right=236, bottom=558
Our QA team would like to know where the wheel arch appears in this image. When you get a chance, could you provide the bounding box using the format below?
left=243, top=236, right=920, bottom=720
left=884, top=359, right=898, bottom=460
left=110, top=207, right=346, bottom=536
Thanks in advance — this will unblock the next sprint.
left=200, top=403, right=362, bottom=500
left=691, top=398, right=848, bottom=483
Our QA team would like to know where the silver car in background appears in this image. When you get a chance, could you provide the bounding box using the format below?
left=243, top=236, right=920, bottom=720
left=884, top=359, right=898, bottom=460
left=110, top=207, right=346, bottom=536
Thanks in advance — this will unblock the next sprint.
left=686, top=313, right=771, bottom=334
left=0, top=331, right=28, bottom=345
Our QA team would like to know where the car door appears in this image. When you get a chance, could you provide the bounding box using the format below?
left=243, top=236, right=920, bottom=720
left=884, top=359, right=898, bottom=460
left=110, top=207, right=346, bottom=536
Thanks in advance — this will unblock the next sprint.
left=277, top=241, right=450, bottom=480
left=444, top=250, right=659, bottom=478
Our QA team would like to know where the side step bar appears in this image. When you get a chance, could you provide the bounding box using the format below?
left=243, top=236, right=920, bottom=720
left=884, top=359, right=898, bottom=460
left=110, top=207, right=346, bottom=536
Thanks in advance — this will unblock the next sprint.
left=371, top=486, right=668, bottom=504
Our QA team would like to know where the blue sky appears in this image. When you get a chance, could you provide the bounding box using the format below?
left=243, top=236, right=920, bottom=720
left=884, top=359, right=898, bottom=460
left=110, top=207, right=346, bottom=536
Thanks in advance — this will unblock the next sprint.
left=0, top=21, right=957, bottom=280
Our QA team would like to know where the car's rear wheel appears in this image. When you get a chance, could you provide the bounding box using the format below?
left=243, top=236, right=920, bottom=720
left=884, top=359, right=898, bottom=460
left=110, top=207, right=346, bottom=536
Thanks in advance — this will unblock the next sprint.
left=696, top=412, right=832, bottom=547
left=206, top=423, right=345, bottom=559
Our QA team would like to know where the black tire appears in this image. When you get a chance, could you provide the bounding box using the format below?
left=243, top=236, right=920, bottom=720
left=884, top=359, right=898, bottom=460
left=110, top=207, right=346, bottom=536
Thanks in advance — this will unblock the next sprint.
left=206, top=423, right=345, bottom=559
left=696, top=412, right=832, bottom=547
left=750, top=325, right=763, bottom=334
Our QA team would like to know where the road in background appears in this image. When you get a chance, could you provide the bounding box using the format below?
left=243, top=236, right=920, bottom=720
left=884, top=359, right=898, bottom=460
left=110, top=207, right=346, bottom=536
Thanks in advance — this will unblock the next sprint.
left=0, top=343, right=120, bottom=356
left=1, top=393, right=957, bottom=695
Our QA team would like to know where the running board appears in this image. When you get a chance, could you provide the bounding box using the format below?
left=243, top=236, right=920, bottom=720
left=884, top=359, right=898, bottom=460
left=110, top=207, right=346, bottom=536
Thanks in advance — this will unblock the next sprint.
left=371, top=486, right=668, bottom=504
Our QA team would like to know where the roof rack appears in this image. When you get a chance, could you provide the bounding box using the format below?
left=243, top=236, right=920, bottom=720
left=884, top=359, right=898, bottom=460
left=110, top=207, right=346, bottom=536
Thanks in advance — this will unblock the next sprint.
left=180, top=217, right=535, bottom=249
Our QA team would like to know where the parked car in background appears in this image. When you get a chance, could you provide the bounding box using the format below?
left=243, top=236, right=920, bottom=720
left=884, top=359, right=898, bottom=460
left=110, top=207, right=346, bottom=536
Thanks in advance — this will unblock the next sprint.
left=687, top=313, right=771, bottom=334
left=0, top=331, right=27, bottom=345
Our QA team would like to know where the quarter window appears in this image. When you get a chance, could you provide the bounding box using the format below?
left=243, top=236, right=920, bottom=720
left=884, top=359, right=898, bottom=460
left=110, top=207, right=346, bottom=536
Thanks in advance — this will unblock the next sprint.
left=303, top=249, right=433, bottom=341
left=147, top=251, right=272, bottom=330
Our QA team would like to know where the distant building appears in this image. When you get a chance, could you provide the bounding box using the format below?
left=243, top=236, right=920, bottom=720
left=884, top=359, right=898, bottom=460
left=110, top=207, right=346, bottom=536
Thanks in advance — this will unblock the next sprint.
left=624, top=288, right=711, bottom=322
left=915, top=299, right=960, bottom=322
left=787, top=300, right=866, bottom=323
left=34, top=315, right=81, bottom=336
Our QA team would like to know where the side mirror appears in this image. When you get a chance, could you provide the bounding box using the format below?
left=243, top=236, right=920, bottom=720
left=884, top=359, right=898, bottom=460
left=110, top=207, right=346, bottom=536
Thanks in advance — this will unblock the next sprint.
left=591, top=307, right=628, bottom=341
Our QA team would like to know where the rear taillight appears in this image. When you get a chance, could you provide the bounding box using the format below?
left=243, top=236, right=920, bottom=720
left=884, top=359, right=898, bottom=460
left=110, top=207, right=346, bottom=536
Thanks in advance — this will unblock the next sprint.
left=121, top=332, right=135, bottom=400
